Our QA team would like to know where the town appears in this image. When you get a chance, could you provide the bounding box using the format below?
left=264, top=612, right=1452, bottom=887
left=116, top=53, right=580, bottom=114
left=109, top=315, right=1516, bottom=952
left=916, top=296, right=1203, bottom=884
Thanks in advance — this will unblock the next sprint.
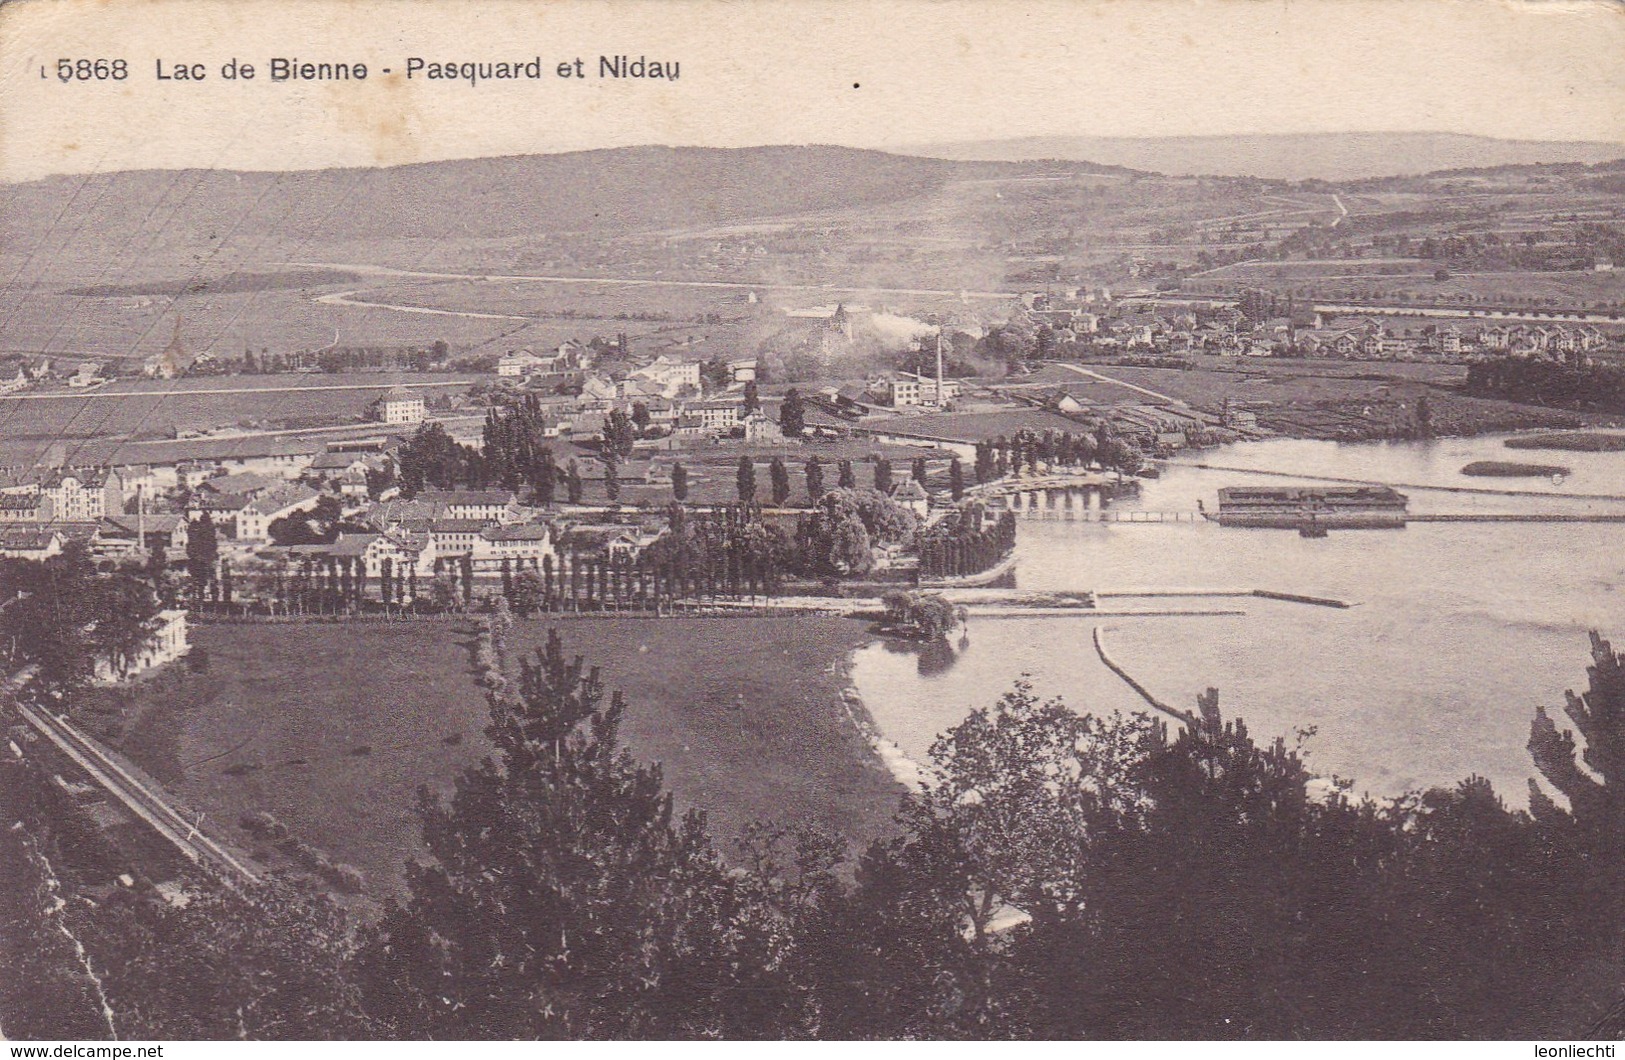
left=4, top=128, right=1625, bottom=1042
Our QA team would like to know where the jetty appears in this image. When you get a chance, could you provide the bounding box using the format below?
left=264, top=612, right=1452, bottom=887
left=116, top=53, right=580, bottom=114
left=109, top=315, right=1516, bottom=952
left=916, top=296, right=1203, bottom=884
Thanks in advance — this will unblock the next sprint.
left=1091, top=627, right=1198, bottom=726
left=1405, top=513, right=1625, bottom=524
left=1187, top=462, right=1625, bottom=503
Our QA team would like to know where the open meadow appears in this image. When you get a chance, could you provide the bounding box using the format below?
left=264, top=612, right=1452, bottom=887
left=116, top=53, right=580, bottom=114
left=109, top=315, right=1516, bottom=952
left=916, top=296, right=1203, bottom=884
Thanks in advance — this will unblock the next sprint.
left=0, top=372, right=475, bottom=466
left=84, top=616, right=901, bottom=899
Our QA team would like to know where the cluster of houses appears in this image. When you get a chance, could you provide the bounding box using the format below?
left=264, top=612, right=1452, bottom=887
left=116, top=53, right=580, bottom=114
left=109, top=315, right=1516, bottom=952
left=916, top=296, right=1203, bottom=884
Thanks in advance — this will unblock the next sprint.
left=0, top=434, right=669, bottom=595
left=483, top=342, right=785, bottom=443
left=1291, top=319, right=1609, bottom=364
left=0, top=357, right=110, bottom=394
left=1017, top=288, right=1617, bottom=364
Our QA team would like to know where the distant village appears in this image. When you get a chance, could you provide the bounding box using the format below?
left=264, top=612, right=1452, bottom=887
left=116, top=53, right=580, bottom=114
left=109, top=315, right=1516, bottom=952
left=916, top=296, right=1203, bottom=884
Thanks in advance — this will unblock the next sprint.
left=5, top=272, right=1624, bottom=681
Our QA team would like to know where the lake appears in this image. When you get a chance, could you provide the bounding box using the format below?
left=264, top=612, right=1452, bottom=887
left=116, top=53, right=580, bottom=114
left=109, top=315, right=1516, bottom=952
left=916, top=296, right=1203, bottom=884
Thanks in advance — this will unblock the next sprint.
left=851, top=434, right=1625, bottom=804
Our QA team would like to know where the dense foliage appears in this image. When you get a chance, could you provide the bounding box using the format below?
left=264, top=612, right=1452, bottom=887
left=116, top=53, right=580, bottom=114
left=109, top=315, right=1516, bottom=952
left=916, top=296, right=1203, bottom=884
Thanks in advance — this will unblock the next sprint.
left=0, top=543, right=161, bottom=694
left=1466, top=357, right=1625, bottom=414
left=916, top=504, right=1017, bottom=580
left=8, top=629, right=1625, bottom=1039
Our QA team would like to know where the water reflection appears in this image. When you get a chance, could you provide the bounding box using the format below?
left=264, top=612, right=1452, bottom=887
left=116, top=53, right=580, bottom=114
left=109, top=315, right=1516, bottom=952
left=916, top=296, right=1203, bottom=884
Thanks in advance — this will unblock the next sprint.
left=855, top=434, right=1625, bottom=805
left=881, top=634, right=963, bottom=677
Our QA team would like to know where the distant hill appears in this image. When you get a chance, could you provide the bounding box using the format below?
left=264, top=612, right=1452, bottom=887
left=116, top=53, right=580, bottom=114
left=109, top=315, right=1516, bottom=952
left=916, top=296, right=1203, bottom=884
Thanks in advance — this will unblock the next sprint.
left=902, top=133, right=1625, bottom=181
left=0, top=146, right=1102, bottom=264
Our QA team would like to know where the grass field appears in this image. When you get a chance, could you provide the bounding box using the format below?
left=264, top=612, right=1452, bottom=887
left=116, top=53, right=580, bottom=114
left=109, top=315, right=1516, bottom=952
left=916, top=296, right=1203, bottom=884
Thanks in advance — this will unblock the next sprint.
left=85, top=615, right=901, bottom=899
left=0, top=373, right=476, bottom=462
left=1187, top=262, right=1625, bottom=309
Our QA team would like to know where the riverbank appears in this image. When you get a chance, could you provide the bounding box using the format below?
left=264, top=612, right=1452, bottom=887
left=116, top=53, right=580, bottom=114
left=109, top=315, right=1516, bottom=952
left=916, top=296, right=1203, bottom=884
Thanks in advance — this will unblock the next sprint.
left=1505, top=430, right=1625, bottom=453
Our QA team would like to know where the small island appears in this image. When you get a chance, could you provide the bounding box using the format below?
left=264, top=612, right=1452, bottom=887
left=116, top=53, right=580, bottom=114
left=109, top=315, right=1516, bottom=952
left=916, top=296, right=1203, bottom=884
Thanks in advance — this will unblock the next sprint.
left=1461, top=460, right=1572, bottom=478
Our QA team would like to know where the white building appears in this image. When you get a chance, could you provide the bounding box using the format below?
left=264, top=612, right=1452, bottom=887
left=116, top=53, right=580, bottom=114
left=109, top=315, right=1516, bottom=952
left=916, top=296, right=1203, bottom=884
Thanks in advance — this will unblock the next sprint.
left=886, top=378, right=922, bottom=408
left=903, top=372, right=962, bottom=406
left=741, top=410, right=783, bottom=443
left=40, top=470, right=119, bottom=522
left=498, top=350, right=546, bottom=377
left=375, top=387, right=426, bottom=425
left=67, top=362, right=103, bottom=388
left=94, top=609, right=190, bottom=684
left=687, top=399, right=744, bottom=431
left=627, top=356, right=702, bottom=398
left=0, top=526, right=63, bottom=560
left=236, top=484, right=323, bottom=543
left=415, top=489, right=521, bottom=524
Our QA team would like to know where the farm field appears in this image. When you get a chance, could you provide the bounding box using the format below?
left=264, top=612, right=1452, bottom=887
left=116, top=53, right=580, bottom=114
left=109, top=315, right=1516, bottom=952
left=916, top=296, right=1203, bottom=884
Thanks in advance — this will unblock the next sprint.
left=0, top=285, right=524, bottom=364
left=856, top=407, right=1099, bottom=443
left=85, top=615, right=900, bottom=899
left=0, top=373, right=476, bottom=465
left=1189, top=265, right=1625, bottom=308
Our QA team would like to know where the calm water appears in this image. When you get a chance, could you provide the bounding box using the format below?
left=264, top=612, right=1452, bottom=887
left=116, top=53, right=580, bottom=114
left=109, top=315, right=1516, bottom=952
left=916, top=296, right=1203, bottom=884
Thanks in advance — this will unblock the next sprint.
left=851, top=434, right=1625, bottom=804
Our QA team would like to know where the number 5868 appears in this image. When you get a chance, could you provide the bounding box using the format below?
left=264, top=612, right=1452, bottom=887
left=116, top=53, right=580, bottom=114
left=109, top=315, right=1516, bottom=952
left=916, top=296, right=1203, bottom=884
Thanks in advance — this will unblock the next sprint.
left=55, top=58, right=128, bottom=81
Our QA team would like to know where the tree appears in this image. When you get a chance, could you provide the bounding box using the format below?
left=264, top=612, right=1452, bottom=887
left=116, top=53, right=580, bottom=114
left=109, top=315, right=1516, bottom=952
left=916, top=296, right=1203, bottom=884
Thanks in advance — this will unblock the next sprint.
left=510, top=568, right=544, bottom=616
left=780, top=387, right=806, bottom=437
left=912, top=457, right=928, bottom=485
left=70, top=877, right=374, bottom=1039
left=671, top=461, right=689, bottom=502
left=805, top=456, right=825, bottom=502
left=881, top=591, right=959, bottom=639
left=604, top=456, right=621, bottom=503
left=397, top=422, right=471, bottom=496
left=185, top=512, right=219, bottom=600
left=797, top=491, right=874, bottom=576
left=630, top=401, right=651, bottom=433
left=737, top=456, right=757, bottom=503
left=2, top=543, right=160, bottom=693
left=359, top=631, right=785, bottom=1038
left=1528, top=631, right=1625, bottom=845
left=145, top=543, right=167, bottom=587
left=817, top=680, right=1149, bottom=1036
left=838, top=459, right=856, bottom=490
left=700, top=357, right=731, bottom=392
left=950, top=458, right=966, bottom=501
left=428, top=573, right=458, bottom=612
left=769, top=457, right=791, bottom=506
left=566, top=460, right=584, bottom=505
left=534, top=451, right=558, bottom=506
left=602, top=409, right=637, bottom=460
left=874, top=459, right=893, bottom=494
left=1414, top=393, right=1434, bottom=439
left=743, top=379, right=761, bottom=415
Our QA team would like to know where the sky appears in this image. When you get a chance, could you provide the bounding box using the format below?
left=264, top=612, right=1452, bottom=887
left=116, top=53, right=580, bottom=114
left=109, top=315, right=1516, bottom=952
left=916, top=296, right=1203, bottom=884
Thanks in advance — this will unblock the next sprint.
left=1, top=0, right=1622, bottom=182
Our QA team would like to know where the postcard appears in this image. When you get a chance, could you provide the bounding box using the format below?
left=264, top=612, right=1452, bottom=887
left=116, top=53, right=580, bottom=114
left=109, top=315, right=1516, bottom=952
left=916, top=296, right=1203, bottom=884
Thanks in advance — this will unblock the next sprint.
left=1, top=0, right=1623, bottom=1045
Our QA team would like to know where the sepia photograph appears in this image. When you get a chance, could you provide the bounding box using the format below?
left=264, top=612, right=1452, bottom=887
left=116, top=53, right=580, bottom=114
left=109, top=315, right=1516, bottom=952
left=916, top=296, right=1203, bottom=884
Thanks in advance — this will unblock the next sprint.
left=1, top=0, right=1624, bottom=1044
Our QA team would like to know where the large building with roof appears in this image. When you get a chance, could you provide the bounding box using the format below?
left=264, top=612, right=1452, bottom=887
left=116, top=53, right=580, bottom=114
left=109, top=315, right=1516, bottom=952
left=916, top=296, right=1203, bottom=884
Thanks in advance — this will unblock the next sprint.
left=375, top=387, right=427, bottom=425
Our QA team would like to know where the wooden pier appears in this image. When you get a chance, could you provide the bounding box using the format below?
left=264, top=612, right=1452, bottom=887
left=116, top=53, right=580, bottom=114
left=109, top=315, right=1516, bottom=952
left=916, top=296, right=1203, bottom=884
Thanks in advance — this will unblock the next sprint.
left=1405, top=513, right=1625, bottom=524
left=1017, top=508, right=1205, bottom=523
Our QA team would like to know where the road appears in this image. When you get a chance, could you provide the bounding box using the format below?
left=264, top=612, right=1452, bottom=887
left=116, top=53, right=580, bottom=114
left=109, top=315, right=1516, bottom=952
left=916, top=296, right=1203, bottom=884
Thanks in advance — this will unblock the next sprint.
left=1048, top=361, right=1191, bottom=406
left=317, top=290, right=531, bottom=321
left=292, top=261, right=1019, bottom=302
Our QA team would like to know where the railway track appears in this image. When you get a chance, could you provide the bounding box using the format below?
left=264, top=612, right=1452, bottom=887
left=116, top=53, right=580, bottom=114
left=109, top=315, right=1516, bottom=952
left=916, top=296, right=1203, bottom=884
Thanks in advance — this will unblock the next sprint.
left=9, top=687, right=260, bottom=888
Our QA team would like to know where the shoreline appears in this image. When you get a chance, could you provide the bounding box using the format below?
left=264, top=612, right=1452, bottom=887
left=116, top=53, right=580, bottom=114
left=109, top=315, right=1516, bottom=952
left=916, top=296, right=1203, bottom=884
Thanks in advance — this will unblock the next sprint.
left=837, top=679, right=931, bottom=792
